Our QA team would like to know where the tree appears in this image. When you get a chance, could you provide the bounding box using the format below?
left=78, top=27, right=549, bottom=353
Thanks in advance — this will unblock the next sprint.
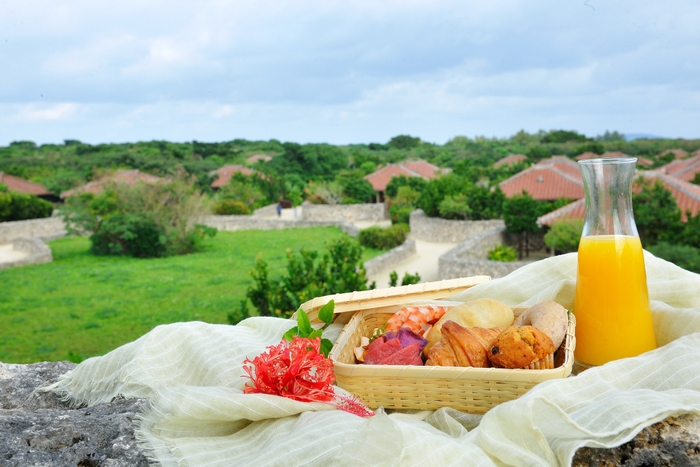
left=541, top=130, right=588, bottom=144
left=502, top=192, right=541, bottom=259
left=438, top=194, right=472, bottom=220
left=543, top=217, right=584, bottom=254
left=335, top=170, right=375, bottom=204
left=385, top=175, right=427, bottom=199
left=388, top=135, right=421, bottom=150
left=632, top=179, right=683, bottom=247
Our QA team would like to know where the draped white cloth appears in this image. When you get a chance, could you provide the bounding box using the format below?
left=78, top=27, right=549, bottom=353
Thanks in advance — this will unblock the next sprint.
left=46, top=252, right=700, bottom=466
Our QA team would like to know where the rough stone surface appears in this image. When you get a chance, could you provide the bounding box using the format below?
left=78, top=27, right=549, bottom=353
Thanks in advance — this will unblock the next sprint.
left=3, top=360, right=700, bottom=467
left=0, top=217, right=67, bottom=244
left=0, top=362, right=150, bottom=467
left=572, top=413, right=700, bottom=467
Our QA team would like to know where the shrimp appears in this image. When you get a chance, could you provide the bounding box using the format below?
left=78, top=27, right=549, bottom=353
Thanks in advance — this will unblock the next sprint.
left=385, top=304, right=449, bottom=337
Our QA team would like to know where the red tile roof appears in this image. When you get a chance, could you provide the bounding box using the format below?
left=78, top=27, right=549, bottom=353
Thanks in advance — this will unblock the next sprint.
left=499, top=156, right=584, bottom=200
left=494, top=154, right=527, bottom=168
left=364, top=160, right=447, bottom=192
left=0, top=172, right=51, bottom=196
left=537, top=198, right=585, bottom=226
left=661, top=149, right=688, bottom=160
left=246, top=154, right=272, bottom=164
left=209, top=165, right=258, bottom=188
left=655, top=155, right=700, bottom=183
left=61, top=169, right=164, bottom=198
left=537, top=170, right=700, bottom=225
left=574, top=152, right=600, bottom=161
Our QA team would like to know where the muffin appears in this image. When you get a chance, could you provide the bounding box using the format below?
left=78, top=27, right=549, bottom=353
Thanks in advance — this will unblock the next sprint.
left=488, top=325, right=555, bottom=369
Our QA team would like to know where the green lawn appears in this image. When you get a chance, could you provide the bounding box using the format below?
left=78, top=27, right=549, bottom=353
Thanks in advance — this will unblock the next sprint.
left=0, top=227, right=383, bottom=364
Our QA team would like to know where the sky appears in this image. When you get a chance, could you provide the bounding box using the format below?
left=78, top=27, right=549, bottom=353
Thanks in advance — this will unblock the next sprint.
left=1, top=0, right=699, bottom=147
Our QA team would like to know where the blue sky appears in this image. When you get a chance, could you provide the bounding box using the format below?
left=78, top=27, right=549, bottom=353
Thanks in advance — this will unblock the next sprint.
left=1, top=0, right=698, bottom=146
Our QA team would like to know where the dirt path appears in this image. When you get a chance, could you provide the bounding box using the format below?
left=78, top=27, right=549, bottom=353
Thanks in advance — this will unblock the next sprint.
left=368, top=239, right=458, bottom=289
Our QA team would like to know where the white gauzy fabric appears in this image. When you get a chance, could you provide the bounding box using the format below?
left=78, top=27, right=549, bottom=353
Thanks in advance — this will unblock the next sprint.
left=46, top=252, right=700, bottom=467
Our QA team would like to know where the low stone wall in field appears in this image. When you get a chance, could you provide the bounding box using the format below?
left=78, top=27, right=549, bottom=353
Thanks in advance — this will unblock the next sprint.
left=409, top=209, right=504, bottom=243
left=300, top=202, right=386, bottom=223
left=200, top=215, right=359, bottom=237
left=0, top=217, right=67, bottom=244
left=363, top=239, right=417, bottom=278
left=438, top=226, right=534, bottom=280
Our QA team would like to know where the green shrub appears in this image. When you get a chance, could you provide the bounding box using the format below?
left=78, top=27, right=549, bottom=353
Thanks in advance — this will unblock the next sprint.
left=0, top=191, right=54, bottom=222
left=213, top=199, right=250, bottom=215
left=358, top=224, right=409, bottom=250
left=544, top=217, right=584, bottom=254
left=389, top=205, right=413, bottom=224
left=388, top=270, right=421, bottom=286
left=245, top=236, right=375, bottom=318
left=487, top=244, right=518, bottom=262
left=62, top=175, right=214, bottom=258
left=648, top=242, right=700, bottom=274
left=438, top=193, right=472, bottom=220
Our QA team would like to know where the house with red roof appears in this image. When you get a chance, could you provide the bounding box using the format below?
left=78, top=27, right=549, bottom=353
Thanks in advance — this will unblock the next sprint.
left=660, top=149, right=688, bottom=160
left=364, top=159, right=448, bottom=202
left=209, top=165, right=259, bottom=190
left=498, top=156, right=584, bottom=201
left=61, top=169, right=164, bottom=199
left=0, top=172, right=53, bottom=200
left=655, top=154, right=700, bottom=183
left=538, top=170, right=700, bottom=226
left=494, top=154, right=527, bottom=168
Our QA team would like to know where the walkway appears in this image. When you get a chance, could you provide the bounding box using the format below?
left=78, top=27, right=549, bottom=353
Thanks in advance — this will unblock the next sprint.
left=367, top=238, right=458, bottom=289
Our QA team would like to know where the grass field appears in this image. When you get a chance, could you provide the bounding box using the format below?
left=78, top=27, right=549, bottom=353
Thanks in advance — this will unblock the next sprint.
left=0, top=227, right=383, bottom=364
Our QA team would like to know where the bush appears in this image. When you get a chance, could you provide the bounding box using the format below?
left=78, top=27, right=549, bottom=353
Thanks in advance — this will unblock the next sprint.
left=62, top=175, right=214, bottom=258
left=389, top=205, right=413, bottom=224
left=438, top=193, right=471, bottom=220
left=245, top=236, right=375, bottom=318
left=213, top=199, right=250, bottom=215
left=543, top=217, right=584, bottom=254
left=648, top=242, right=700, bottom=274
left=358, top=224, right=409, bottom=250
left=389, top=270, right=421, bottom=286
left=0, top=191, right=54, bottom=222
left=487, top=244, right=518, bottom=262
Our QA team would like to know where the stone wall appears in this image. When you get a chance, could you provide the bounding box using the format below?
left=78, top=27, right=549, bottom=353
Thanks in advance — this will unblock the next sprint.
left=0, top=237, right=54, bottom=270
left=438, top=226, right=534, bottom=280
left=200, top=215, right=359, bottom=237
left=409, top=209, right=505, bottom=243
left=363, top=239, right=417, bottom=278
left=0, top=217, right=67, bottom=244
left=300, top=202, right=386, bottom=223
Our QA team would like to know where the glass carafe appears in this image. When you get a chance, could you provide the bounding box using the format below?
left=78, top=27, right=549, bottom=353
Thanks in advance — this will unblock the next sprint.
left=574, top=158, right=657, bottom=370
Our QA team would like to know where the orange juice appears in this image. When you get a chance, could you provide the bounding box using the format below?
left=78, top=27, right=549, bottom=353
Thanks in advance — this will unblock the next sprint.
left=574, top=235, right=657, bottom=366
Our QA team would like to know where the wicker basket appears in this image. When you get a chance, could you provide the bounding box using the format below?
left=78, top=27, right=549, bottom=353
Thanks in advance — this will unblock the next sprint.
left=313, top=278, right=576, bottom=414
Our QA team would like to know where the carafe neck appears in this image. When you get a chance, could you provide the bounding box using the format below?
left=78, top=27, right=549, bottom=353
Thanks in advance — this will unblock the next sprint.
left=578, top=158, right=639, bottom=238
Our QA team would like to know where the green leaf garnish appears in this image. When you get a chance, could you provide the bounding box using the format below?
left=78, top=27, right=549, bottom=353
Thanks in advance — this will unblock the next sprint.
left=284, top=303, right=336, bottom=357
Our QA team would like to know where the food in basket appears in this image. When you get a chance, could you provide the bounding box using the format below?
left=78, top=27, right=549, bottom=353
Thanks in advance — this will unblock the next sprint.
left=362, top=328, right=426, bottom=366
left=384, top=304, right=449, bottom=337
left=425, top=298, right=514, bottom=352
left=514, top=301, right=568, bottom=349
left=425, top=321, right=504, bottom=367
left=488, top=325, right=555, bottom=369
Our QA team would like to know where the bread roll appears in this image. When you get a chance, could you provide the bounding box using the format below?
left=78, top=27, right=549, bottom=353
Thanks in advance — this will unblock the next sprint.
left=425, top=298, right=514, bottom=352
left=425, top=321, right=504, bottom=367
left=513, top=301, right=568, bottom=349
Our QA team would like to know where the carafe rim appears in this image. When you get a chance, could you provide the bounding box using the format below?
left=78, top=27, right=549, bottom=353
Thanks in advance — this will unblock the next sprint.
left=578, top=157, right=637, bottom=166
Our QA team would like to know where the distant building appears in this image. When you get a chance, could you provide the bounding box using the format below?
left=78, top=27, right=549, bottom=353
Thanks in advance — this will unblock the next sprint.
left=498, top=156, right=584, bottom=201
left=209, top=165, right=259, bottom=190
left=246, top=154, right=273, bottom=164
left=60, top=169, right=164, bottom=199
left=494, top=154, right=527, bottom=168
left=364, top=159, right=448, bottom=202
left=660, top=149, right=689, bottom=160
left=0, top=172, right=54, bottom=200
left=655, top=154, right=700, bottom=183
left=538, top=170, right=700, bottom=226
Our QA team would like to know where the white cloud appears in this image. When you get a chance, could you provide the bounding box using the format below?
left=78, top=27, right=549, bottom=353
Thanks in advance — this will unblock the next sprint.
left=8, top=103, right=78, bottom=122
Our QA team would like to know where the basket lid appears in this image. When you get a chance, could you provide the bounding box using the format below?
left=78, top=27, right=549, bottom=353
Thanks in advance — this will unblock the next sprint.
left=298, top=275, right=490, bottom=322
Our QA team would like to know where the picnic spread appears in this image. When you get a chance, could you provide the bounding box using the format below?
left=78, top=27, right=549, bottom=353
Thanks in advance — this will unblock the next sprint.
left=45, top=251, right=700, bottom=467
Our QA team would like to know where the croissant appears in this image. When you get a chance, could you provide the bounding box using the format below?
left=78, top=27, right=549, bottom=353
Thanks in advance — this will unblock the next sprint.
left=425, top=321, right=504, bottom=367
